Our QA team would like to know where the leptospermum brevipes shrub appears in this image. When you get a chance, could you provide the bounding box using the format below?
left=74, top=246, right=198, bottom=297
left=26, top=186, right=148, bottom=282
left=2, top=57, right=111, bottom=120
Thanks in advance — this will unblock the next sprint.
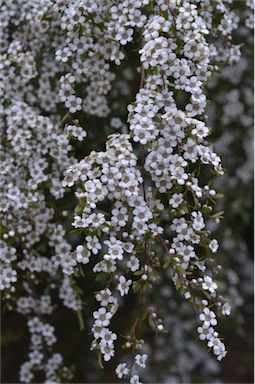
left=1, top=1, right=253, bottom=383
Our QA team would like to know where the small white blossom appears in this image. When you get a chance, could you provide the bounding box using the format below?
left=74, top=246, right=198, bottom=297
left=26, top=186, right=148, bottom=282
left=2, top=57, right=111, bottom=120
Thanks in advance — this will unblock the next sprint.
left=199, top=308, right=217, bottom=328
left=115, top=363, right=129, bottom=379
left=202, top=276, right=218, bottom=294
left=130, top=375, right=142, bottom=384
left=135, top=353, right=147, bottom=368
left=117, top=276, right=132, bottom=297
left=222, top=302, right=231, bottom=315
left=209, top=239, right=219, bottom=253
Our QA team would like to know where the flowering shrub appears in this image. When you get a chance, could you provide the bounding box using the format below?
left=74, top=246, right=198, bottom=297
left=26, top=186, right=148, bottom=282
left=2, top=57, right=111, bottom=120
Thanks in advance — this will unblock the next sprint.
left=206, top=2, right=254, bottom=351
left=1, top=0, right=253, bottom=383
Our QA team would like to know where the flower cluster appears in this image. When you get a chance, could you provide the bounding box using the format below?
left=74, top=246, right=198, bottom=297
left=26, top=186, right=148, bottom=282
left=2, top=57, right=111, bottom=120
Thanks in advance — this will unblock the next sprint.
left=1, top=0, right=252, bottom=383
left=63, top=1, right=247, bottom=378
left=205, top=0, right=254, bottom=342
left=64, top=133, right=162, bottom=372
left=0, top=1, right=85, bottom=381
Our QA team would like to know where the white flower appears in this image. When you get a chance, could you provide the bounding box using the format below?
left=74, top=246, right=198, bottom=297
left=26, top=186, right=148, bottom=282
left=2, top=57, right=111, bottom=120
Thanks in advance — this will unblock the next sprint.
left=115, top=363, right=129, bottom=379
left=222, top=302, right=231, bottom=315
left=209, top=239, right=219, bottom=253
left=130, top=375, right=142, bottom=384
left=123, top=242, right=135, bottom=253
left=86, top=235, right=102, bottom=255
left=127, top=255, right=140, bottom=272
left=202, top=276, right=218, bottom=294
left=107, top=244, right=124, bottom=261
left=199, top=308, right=217, bottom=328
left=191, top=211, right=205, bottom=231
left=197, top=326, right=214, bottom=341
left=207, top=335, right=227, bottom=360
left=111, top=206, right=128, bottom=227
left=93, top=307, right=112, bottom=327
left=95, top=288, right=114, bottom=306
left=75, top=245, right=91, bottom=264
left=117, top=276, right=132, bottom=297
left=101, top=343, right=115, bottom=361
left=65, top=95, right=82, bottom=113
left=169, top=193, right=183, bottom=209
left=135, top=353, right=147, bottom=368
left=99, top=328, right=117, bottom=346
left=110, top=117, right=123, bottom=129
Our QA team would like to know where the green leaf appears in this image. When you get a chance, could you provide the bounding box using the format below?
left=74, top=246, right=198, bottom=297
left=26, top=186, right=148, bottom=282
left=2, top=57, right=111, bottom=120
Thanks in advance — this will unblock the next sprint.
left=134, top=243, right=143, bottom=253
left=180, top=204, right=189, bottom=214
left=97, top=351, right=104, bottom=369
left=133, top=270, right=143, bottom=276
left=204, top=237, right=211, bottom=245
left=74, top=204, right=84, bottom=215
left=69, top=228, right=82, bottom=236
left=80, top=53, right=86, bottom=62
left=74, top=269, right=81, bottom=277
left=202, top=206, right=212, bottom=214
left=73, top=24, right=79, bottom=32
left=141, top=311, right=148, bottom=321
left=148, top=317, right=155, bottom=329
left=79, top=265, right=85, bottom=277
left=106, top=263, right=112, bottom=274
left=95, top=272, right=106, bottom=282
left=132, top=282, right=141, bottom=293
left=76, top=309, right=85, bottom=331
left=163, top=259, right=171, bottom=269
left=202, top=290, right=212, bottom=301
left=194, top=196, right=199, bottom=206
left=211, top=211, right=224, bottom=219
left=29, top=204, right=40, bottom=210
left=213, top=193, right=224, bottom=199
left=162, top=10, right=169, bottom=19
left=174, top=278, right=181, bottom=291
left=144, top=231, right=153, bottom=241
left=176, top=265, right=187, bottom=274
left=177, top=89, right=182, bottom=98
left=151, top=267, right=159, bottom=278
left=41, top=13, right=48, bottom=21
left=73, top=284, right=84, bottom=295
